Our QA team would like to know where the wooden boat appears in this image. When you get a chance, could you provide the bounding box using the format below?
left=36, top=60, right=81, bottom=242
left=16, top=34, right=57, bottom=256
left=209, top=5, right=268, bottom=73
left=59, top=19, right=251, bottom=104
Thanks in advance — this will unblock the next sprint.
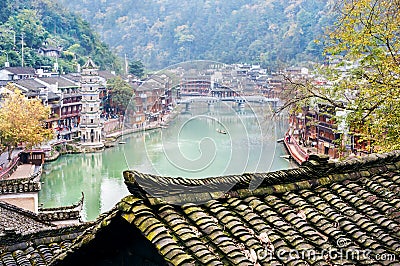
left=216, top=129, right=227, bottom=134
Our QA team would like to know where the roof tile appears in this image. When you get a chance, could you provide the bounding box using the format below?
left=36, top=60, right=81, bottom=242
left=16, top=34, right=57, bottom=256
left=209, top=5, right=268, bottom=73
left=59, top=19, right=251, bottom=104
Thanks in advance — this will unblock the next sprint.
left=30, top=152, right=400, bottom=264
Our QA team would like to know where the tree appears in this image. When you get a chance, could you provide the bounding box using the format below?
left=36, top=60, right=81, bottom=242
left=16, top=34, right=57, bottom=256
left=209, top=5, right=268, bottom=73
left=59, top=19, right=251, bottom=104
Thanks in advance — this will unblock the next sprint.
left=8, top=9, right=49, bottom=49
left=283, top=0, right=400, bottom=153
left=0, top=85, right=53, bottom=160
left=128, top=60, right=145, bottom=78
left=106, top=77, right=134, bottom=114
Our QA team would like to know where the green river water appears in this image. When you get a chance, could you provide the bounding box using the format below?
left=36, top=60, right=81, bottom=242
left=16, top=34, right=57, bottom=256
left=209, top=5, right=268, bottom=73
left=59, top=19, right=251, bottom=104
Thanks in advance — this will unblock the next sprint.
left=39, top=103, right=294, bottom=221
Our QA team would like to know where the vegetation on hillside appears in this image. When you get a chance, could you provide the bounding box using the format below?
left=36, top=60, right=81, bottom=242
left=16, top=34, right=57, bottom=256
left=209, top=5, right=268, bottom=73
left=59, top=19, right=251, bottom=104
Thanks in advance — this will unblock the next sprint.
left=57, top=0, right=335, bottom=70
left=106, top=77, right=135, bottom=113
left=284, top=0, right=400, bottom=152
left=129, top=60, right=145, bottom=78
left=0, top=0, right=121, bottom=73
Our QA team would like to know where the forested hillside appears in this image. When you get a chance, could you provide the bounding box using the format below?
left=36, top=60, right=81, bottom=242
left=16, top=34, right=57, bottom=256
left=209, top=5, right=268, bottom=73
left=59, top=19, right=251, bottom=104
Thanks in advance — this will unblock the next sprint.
left=0, top=0, right=121, bottom=73
left=57, top=0, right=335, bottom=70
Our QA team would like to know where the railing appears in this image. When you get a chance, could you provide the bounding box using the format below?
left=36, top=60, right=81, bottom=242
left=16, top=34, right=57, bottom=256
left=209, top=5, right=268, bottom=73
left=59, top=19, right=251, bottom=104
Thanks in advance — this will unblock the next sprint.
left=62, top=101, right=81, bottom=107
left=62, top=92, right=81, bottom=98
left=318, top=122, right=337, bottom=130
left=0, top=155, right=21, bottom=180
left=318, top=136, right=334, bottom=144
left=61, top=111, right=80, bottom=117
left=0, top=155, right=20, bottom=179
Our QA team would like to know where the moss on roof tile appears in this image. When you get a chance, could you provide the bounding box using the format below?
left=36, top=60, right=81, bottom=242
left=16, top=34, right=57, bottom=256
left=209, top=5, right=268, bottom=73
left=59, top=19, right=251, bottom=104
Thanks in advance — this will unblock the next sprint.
left=16, top=152, right=399, bottom=265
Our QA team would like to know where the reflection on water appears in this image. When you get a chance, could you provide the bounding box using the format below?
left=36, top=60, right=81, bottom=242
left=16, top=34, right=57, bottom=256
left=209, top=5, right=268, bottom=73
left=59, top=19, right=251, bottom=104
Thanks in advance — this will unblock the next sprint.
left=39, top=103, right=293, bottom=221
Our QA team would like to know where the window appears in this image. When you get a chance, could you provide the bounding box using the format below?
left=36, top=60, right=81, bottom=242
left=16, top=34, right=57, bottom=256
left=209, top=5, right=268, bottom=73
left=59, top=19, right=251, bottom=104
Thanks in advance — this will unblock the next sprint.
left=91, top=119, right=94, bottom=124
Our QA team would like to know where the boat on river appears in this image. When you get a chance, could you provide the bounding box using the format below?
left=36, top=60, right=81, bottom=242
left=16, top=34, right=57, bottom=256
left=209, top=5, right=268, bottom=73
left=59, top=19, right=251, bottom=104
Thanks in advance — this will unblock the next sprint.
left=216, top=129, right=227, bottom=134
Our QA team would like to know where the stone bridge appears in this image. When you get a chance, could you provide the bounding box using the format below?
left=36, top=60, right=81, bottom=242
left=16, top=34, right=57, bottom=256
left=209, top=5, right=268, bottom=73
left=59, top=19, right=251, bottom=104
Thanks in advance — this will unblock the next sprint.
left=177, top=95, right=280, bottom=110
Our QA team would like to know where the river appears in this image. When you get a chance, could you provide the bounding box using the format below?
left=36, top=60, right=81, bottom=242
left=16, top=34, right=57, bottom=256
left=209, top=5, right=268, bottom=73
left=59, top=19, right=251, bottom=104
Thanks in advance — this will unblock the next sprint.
left=39, top=102, right=294, bottom=221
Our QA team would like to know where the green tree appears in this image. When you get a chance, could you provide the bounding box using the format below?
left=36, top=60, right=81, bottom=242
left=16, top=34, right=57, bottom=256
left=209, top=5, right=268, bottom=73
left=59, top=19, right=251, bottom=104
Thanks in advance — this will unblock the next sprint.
left=57, top=0, right=332, bottom=70
left=283, top=0, right=400, bottom=153
left=8, top=9, right=49, bottom=49
left=0, top=0, right=121, bottom=72
left=107, top=77, right=134, bottom=113
left=128, top=60, right=145, bottom=78
left=0, top=85, right=53, bottom=160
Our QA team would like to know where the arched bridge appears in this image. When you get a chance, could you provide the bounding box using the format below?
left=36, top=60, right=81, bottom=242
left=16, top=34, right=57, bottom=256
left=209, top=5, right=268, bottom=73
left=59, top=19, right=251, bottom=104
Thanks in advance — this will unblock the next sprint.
left=176, top=96, right=221, bottom=104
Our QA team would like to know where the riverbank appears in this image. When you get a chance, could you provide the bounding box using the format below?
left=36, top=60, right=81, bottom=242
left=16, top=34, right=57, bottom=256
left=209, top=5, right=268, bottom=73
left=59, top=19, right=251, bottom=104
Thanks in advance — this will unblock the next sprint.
left=282, top=131, right=364, bottom=165
left=39, top=103, right=292, bottom=220
left=45, top=105, right=184, bottom=162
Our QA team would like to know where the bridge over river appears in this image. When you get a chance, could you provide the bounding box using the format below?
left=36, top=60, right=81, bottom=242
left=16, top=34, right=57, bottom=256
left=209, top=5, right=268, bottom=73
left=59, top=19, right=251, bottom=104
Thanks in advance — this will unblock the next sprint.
left=177, top=95, right=280, bottom=111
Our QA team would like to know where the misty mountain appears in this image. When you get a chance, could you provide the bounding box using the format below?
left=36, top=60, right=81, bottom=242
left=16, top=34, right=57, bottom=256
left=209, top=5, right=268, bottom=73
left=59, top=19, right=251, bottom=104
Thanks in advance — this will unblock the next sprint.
left=56, top=0, right=336, bottom=70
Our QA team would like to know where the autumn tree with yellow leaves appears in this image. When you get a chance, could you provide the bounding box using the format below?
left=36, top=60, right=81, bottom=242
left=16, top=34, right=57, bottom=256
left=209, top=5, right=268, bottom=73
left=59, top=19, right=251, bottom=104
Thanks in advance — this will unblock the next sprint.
left=283, top=0, right=400, bottom=153
left=0, top=84, right=53, bottom=160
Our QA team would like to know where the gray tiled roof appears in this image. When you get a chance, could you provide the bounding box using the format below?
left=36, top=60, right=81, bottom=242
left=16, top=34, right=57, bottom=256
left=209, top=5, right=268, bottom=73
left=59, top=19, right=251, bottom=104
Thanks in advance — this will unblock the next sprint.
left=49, top=151, right=400, bottom=265
left=0, top=201, right=53, bottom=236
left=0, top=221, right=90, bottom=266
left=2, top=67, right=36, bottom=75
left=47, top=91, right=60, bottom=100
left=36, top=77, right=79, bottom=88
left=61, top=73, right=81, bottom=83
left=13, top=79, right=46, bottom=91
left=82, top=57, right=97, bottom=69
left=0, top=198, right=88, bottom=266
left=98, top=70, right=116, bottom=80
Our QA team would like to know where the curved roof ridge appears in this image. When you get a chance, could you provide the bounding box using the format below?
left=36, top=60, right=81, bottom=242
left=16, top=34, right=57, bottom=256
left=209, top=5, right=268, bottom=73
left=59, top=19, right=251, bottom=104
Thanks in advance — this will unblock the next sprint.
left=325, top=150, right=400, bottom=173
left=0, top=201, right=51, bottom=225
left=0, top=222, right=92, bottom=251
left=39, top=192, right=84, bottom=212
left=123, top=151, right=400, bottom=205
left=46, top=151, right=400, bottom=265
left=82, top=57, right=98, bottom=69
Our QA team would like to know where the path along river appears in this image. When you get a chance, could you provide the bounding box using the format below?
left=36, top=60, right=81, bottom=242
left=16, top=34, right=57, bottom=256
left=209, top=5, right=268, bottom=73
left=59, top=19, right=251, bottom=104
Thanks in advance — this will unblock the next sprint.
left=39, top=102, right=294, bottom=221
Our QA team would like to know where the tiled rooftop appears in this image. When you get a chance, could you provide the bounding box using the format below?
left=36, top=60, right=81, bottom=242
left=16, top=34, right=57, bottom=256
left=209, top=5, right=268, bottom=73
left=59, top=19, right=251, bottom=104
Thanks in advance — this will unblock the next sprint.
left=0, top=222, right=90, bottom=266
left=0, top=201, right=53, bottom=236
left=0, top=199, right=89, bottom=266
left=13, top=79, right=47, bottom=90
left=48, top=151, right=400, bottom=265
left=2, top=67, right=36, bottom=75
left=36, top=77, right=79, bottom=88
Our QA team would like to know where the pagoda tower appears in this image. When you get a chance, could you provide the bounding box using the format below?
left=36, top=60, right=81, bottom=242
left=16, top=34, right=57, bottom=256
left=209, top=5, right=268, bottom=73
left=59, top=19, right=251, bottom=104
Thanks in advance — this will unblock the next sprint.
left=79, top=57, right=103, bottom=147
